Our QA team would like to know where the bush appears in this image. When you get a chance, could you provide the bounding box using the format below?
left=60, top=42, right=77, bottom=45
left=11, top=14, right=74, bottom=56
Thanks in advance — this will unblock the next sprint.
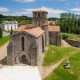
left=62, top=34, right=68, bottom=39
left=10, top=27, right=13, bottom=35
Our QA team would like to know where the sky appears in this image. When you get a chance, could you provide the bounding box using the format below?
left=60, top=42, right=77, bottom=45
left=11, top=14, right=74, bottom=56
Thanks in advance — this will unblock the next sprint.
left=0, top=0, right=80, bottom=17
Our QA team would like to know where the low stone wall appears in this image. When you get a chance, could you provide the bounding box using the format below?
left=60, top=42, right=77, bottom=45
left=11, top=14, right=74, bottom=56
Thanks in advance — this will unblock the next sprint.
left=65, top=39, right=80, bottom=48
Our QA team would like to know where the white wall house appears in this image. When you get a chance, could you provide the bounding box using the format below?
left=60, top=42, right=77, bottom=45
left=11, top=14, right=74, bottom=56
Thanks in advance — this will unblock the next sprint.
left=2, top=21, right=18, bottom=31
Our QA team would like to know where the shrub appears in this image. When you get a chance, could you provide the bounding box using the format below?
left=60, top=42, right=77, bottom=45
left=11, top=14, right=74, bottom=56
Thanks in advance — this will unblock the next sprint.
left=10, top=27, right=13, bottom=35
left=62, top=34, right=68, bottom=39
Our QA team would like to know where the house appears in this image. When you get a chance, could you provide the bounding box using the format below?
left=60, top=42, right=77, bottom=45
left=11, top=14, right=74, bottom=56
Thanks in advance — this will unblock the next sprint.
left=48, top=20, right=56, bottom=25
left=2, top=21, right=18, bottom=31
left=7, top=10, right=61, bottom=66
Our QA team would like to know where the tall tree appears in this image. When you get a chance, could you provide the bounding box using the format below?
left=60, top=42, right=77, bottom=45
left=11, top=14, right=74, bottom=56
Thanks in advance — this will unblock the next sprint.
left=10, top=27, right=13, bottom=35
left=57, top=13, right=80, bottom=34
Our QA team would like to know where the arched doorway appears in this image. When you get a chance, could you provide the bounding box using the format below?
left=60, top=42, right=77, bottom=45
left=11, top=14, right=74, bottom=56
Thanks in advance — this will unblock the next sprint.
left=21, top=55, right=28, bottom=64
left=42, top=36, right=44, bottom=52
left=16, top=53, right=31, bottom=65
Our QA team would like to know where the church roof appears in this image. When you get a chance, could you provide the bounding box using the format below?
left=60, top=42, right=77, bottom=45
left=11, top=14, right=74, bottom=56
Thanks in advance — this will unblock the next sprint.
left=32, top=9, right=48, bottom=13
left=48, top=26, right=60, bottom=32
left=14, top=25, right=45, bottom=38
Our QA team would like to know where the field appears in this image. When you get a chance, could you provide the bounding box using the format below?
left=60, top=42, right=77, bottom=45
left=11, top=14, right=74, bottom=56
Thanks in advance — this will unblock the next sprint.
left=42, top=45, right=78, bottom=66
left=0, top=36, right=10, bottom=46
left=43, top=46, right=80, bottom=80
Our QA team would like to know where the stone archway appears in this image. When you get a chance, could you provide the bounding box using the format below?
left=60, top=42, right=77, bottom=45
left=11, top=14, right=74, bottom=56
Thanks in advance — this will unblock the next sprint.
left=16, top=52, right=31, bottom=65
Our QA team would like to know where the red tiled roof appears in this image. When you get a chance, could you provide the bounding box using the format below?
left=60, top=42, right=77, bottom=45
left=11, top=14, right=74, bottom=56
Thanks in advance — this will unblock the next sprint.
left=14, top=25, right=27, bottom=31
left=14, top=25, right=44, bottom=37
left=48, top=26, right=60, bottom=32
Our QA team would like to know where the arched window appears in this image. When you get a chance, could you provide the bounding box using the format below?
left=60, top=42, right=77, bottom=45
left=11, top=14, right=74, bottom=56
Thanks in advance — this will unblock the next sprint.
left=38, top=13, right=40, bottom=17
left=21, top=37, right=25, bottom=51
left=42, top=36, right=44, bottom=52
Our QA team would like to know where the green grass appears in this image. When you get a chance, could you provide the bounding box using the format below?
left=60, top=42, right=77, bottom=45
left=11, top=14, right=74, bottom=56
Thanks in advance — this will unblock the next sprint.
left=42, top=45, right=77, bottom=66
left=61, top=33, right=80, bottom=42
left=0, top=36, right=10, bottom=46
left=44, top=47, right=80, bottom=80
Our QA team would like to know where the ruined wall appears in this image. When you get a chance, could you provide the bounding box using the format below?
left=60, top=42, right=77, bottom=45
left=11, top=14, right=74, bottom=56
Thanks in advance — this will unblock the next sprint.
left=65, top=39, right=80, bottom=47
left=49, top=32, right=61, bottom=46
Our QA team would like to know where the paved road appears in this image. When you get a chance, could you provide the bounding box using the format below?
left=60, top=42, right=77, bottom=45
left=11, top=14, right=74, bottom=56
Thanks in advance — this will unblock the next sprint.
left=0, top=42, right=9, bottom=61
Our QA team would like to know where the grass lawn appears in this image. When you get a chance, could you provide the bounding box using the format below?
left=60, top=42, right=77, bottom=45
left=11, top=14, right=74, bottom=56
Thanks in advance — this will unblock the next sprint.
left=0, top=36, right=10, bottom=46
left=61, top=33, right=80, bottom=42
left=44, top=49, right=80, bottom=80
left=42, top=45, right=79, bottom=66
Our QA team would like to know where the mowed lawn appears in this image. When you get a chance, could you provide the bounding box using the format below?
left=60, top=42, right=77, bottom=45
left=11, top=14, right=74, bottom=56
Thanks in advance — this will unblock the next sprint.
left=44, top=50, right=80, bottom=80
left=0, top=36, right=10, bottom=46
left=42, top=45, right=79, bottom=66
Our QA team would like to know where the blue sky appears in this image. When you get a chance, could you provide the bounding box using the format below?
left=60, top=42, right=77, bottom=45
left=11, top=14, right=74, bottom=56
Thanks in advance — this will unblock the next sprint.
left=0, top=0, right=80, bottom=17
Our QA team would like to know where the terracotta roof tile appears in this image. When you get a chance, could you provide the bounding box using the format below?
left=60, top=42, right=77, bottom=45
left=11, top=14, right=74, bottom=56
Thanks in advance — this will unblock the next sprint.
left=14, top=25, right=44, bottom=37
left=14, top=25, right=27, bottom=31
left=48, top=26, right=60, bottom=32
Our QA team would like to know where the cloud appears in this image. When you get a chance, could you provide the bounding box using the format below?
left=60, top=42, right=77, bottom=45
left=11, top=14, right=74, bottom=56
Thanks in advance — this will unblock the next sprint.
left=23, top=7, right=67, bottom=17
left=3, top=7, right=67, bottom=17
left=14, top=0, right=35, bottom=2
left=0, top=7, right=9, bottom=12
left=70, top=8, right=80, bottom=12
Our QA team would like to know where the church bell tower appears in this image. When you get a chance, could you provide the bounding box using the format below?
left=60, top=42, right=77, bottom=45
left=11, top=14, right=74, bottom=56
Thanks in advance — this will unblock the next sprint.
left=32, top=9, right=49, bottom=47
left=32, top=10, right=48, bottom=27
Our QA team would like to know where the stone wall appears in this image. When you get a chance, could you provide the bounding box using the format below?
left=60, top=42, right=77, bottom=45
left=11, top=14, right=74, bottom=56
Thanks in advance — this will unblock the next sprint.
left=65, top=39, right=80, bottom=47
left=42, top=24, right=49, bottom=47
left=36, top=33, right=45, bottom=66
left=49, top=32, right=61, bottom=46
left=7, top=32, right=37, bottom=66
left=7, top=31, right=45, bottom=66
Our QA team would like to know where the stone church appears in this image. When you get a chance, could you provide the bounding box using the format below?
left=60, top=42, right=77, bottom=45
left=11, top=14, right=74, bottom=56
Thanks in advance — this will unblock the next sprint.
left=7, top=10, right=61, bottom=66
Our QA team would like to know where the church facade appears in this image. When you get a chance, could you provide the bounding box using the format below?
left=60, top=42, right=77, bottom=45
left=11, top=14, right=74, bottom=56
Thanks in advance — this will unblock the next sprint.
left=7, top=10, right=61, bottom=66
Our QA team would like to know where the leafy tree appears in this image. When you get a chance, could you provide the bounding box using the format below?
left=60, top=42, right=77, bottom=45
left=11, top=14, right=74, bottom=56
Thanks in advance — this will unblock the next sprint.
left=10, top=27, right=13, bottom=35
left=57, top=13, right=80, bottom=34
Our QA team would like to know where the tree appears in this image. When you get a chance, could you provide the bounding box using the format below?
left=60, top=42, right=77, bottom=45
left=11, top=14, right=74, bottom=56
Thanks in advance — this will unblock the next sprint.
left=10, top=27, right=13, bottom=35
left=0, top=27, right=2, bottom=38
left=58, top=13, right=80, bottom=34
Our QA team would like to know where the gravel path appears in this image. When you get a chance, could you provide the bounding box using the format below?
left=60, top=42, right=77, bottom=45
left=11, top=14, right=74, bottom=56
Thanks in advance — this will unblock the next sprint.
left=42, top=40, right=72, bottom=79
left=42, top=58, right=64, bottom=78
left=0, top=42, right=9, bottom=61
left=61, top=40, right=71, bottom=47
